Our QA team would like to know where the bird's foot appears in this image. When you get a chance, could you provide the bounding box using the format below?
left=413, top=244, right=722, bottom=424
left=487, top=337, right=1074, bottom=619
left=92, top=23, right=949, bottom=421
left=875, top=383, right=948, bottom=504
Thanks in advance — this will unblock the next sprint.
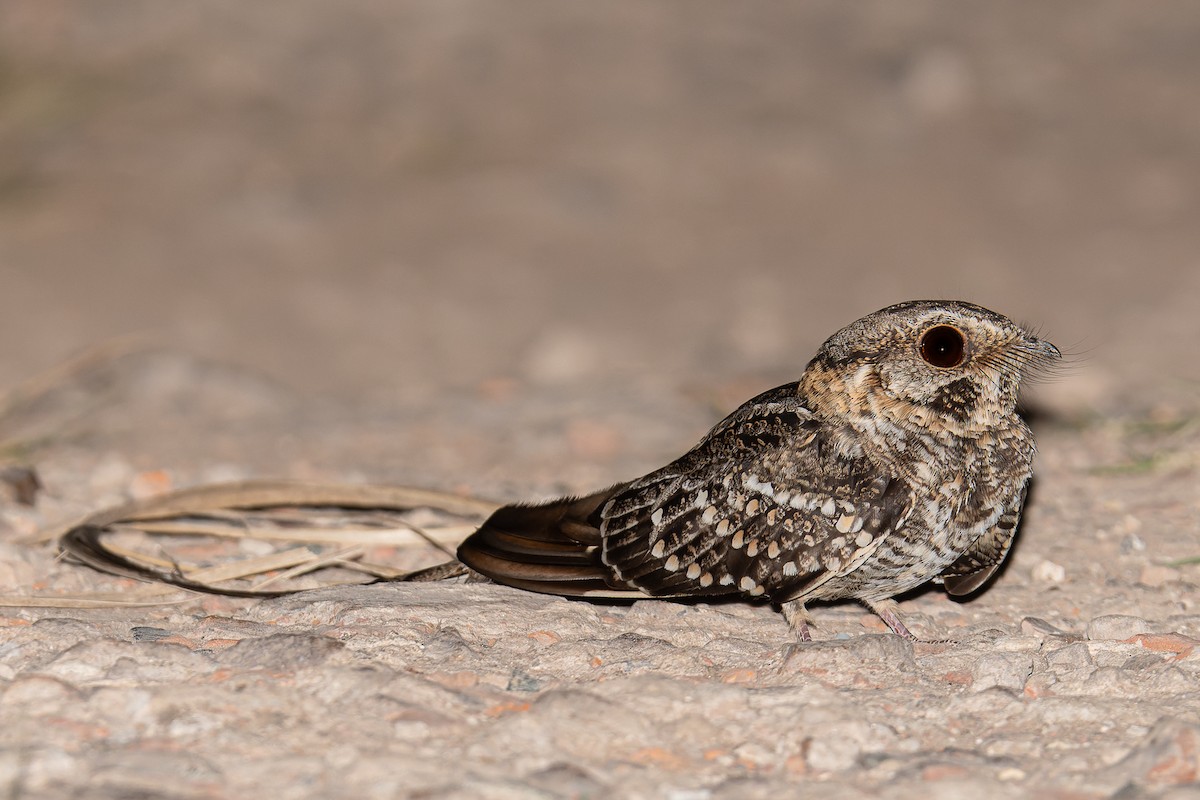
left=864, top=599, right=917, bottom=641
left=862, top=599, right=963, bottom=644
left=780, top=599, right=815, bottom=642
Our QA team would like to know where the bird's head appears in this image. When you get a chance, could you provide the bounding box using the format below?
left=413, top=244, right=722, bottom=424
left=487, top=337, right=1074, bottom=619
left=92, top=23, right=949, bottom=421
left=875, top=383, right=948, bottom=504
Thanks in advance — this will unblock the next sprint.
left=801, top=300, right=1061, bottom=440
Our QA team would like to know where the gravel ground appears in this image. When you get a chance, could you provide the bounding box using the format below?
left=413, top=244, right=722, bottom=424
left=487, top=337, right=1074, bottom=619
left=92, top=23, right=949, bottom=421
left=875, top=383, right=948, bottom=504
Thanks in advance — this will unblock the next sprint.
left=2, top=3, right=1200, bottom=798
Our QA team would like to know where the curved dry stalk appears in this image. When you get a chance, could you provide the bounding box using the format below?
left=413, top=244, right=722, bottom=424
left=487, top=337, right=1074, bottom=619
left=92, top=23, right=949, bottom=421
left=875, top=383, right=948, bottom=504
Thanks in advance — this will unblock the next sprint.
left=49, top=479, right=496, bottom=598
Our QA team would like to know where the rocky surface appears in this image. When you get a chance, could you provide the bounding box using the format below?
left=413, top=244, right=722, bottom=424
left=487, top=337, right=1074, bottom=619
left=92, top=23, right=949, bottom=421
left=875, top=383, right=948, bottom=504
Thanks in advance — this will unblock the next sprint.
left=1, top=2, right=1199, bottom=798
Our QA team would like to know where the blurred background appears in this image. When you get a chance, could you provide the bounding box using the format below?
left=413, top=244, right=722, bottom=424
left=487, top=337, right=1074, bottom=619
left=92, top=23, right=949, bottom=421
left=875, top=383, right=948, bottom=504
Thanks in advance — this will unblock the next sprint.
left=0, top=1, right=1198, bottom=496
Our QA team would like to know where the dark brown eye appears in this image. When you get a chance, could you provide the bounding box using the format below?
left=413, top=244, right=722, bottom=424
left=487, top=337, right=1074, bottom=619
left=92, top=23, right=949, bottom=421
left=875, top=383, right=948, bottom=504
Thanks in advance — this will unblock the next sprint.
left=919, top=325, right=966, bottom=368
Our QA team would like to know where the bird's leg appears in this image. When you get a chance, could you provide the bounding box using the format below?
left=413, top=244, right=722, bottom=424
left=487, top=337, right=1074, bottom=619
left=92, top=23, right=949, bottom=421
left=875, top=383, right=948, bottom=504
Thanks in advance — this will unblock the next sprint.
left=864, top=598, right=916, bottom=640
left=780, top=598, right=815, bottom=642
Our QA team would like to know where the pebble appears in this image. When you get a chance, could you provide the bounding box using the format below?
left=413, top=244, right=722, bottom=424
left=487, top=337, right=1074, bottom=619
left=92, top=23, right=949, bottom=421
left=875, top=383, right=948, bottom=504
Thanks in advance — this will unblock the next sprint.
left=506, top=669, right=542, bottom=692
left=0, top=465, right=41, bottom=506
left=130, top=626, right=174, bottom=643
left=128, top=469, right=173, bottom=500
left=1019, top=617, right=1071, bottom=638
left=1139, top=564, right=1182, bottom=588
left=1046, top=642, right=1094, bottom=670
left=989, top=636, right=1042, bottom=653
left=1087, top=615, right=1155, bottom=641
left=970, top=653, right=1032, bottom=693
left=1030, top=559, right=1066, bottom=584
left=1120, top=531, right=1147, bottom=554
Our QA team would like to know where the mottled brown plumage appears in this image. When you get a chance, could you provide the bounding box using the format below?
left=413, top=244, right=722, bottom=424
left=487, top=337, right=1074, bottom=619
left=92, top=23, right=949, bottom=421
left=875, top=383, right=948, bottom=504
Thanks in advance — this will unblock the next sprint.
left=457, top=300, right=1060, bottom=639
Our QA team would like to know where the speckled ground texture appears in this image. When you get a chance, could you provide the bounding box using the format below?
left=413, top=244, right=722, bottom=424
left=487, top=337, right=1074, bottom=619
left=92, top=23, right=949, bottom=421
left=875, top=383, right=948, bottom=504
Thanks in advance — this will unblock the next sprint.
left=2, top=2, right=1200, bottom=799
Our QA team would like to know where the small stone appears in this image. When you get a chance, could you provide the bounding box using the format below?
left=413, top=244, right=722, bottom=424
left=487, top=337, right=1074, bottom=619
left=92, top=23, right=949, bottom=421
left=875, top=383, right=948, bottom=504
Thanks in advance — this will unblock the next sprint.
left=506, top=669, right=542, bottom=692
left=1087, top=615, right=1155, bottom=641
left=1030, top=559, right=1066, bottom=584
left=1023, top=672, right=1057, bottom=698
left=1046, top=642, right=1094, bottom=670
left=1139, top=564, right=1181, bottom=588
left=1019, top=617, right=1071, bottom=637
left=970, top=653, right=1032, bottom=693
left=130, top=627, right=174, bottom=642
left=1120, top=531, right=1147, bottom=554
left=1128, top=633, right=1199, bottom=659
left=0, top=465, right=41, bottom=506
left=129, top=469, right=173, bottom=500
left=1083, top=666, right=1142, bottom=695
left=990, top=636, right=1042, bottom=653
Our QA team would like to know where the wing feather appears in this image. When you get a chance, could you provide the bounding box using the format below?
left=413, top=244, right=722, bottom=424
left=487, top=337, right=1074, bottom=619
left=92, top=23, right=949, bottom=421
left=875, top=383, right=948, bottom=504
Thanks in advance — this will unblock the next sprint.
left=597, top=385, right=912, bottom=602
left=458, top=380, right=915, bottom=606
left=940, top=480, right=1029, bottom=596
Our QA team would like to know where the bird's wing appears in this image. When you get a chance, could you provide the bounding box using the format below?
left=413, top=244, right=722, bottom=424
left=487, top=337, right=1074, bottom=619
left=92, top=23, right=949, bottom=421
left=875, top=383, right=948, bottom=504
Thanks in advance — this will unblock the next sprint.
left=939, top=479, right=1030, bottom=596
left=457, top=381, right=813, bottom=599
left=458, top=381, right=914, bottom=605
left=599, top=385, right=913, bottom=603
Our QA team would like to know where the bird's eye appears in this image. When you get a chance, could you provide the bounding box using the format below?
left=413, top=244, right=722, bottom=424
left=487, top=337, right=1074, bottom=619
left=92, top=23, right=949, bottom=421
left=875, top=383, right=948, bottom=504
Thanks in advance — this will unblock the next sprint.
left=919, top=325, right=966, bottom=368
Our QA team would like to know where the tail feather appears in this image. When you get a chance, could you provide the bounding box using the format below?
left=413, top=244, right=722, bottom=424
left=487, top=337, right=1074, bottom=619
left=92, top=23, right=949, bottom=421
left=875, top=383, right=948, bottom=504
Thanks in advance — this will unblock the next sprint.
left=457, top=486, right=640, bottom=599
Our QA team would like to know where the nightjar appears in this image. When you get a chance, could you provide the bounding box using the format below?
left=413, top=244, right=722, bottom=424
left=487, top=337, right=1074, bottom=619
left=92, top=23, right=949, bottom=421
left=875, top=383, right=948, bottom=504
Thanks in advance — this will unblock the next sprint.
left=457, top=300, right=1060, bottom=639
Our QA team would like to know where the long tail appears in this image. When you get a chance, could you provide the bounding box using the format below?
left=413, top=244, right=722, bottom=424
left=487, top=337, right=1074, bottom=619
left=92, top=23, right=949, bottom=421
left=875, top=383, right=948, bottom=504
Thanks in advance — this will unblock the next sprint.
left=456, top=487, right=640, bottom=599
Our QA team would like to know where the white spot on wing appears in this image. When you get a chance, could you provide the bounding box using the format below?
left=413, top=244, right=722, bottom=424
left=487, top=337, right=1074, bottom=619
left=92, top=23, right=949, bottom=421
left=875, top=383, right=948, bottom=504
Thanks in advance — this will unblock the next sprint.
left=745, top=475, right=775, bottom=497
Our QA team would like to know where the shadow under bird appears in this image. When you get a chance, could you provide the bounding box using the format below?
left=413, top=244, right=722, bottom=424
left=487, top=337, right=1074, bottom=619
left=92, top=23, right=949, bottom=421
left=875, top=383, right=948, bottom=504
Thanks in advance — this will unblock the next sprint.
left=457, top=300, right=1061, bottom=640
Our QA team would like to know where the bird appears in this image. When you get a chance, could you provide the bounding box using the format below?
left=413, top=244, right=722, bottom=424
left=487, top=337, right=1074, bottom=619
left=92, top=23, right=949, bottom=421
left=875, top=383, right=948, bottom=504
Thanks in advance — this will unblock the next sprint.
left=457, top=300, right=1061, bottom=640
